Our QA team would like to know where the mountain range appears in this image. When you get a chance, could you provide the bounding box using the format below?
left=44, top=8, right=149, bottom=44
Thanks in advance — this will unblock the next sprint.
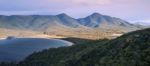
left=0, top=13, right=139, bottom=31
left=0, top=13, right=142, bottom=39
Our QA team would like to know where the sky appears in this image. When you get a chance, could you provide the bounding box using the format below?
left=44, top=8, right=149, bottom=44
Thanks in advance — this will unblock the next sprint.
left=0, top=0, right=149, bottom=24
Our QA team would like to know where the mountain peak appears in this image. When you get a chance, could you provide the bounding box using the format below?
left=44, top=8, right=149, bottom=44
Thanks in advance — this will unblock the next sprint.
left=57, top=13, right=69, bottom=17
left=78, top=12, right=137, bottom=28
left=90, top=12, right=102, bottom=17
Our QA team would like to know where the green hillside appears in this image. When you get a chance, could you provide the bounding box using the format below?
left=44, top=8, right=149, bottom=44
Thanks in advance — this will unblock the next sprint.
left=0, top=28, right=150, bottom=66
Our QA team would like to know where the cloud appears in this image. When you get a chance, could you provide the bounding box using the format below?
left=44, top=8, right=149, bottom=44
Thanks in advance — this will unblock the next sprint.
left=71, top=0, right=111, bottom=6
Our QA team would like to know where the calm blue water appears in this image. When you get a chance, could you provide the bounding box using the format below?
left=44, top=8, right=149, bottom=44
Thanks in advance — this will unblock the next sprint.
left=0, top=38, right=73, bottom=62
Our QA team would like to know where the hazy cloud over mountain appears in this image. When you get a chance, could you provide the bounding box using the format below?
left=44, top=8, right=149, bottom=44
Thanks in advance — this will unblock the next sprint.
left=0, top=0, right=149, bottom=23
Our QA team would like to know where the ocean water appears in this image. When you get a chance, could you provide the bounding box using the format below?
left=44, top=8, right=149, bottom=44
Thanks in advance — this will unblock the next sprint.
left=0, top=38, right=73, bottom=62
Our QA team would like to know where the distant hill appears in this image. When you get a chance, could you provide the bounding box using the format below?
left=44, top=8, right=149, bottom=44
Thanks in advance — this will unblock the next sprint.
left=133, top=22, right=150, bottom=28
left=78, top=13, right=134, bottom=28
left=1, top=28, right=149, bottom=66
left=0, top=15, right=76, bottom=31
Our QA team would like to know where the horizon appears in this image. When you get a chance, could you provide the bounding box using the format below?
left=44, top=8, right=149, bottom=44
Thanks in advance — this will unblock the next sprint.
left=0, top=0, right=149, bottom=24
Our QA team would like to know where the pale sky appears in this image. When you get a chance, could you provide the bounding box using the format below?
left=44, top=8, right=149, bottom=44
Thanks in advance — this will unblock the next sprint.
left=0, top=0, right=149, bottom=23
